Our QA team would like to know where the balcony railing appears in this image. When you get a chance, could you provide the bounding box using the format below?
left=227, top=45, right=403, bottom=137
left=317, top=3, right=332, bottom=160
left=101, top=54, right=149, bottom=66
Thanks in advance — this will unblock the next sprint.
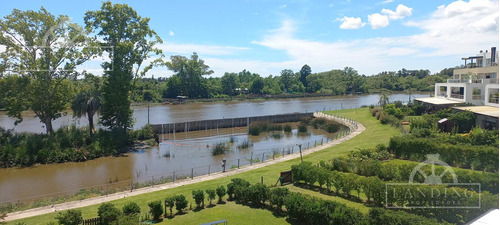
left=446, top=78, right=496, bottom=84
left=450, top=94, right=464, bottom=99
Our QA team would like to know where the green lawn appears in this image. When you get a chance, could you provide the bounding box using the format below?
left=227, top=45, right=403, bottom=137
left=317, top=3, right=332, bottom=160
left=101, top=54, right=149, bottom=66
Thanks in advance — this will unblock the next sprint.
left=157, top=201, right=289, bottom=225
left=7, top=108, right=400, bottom=225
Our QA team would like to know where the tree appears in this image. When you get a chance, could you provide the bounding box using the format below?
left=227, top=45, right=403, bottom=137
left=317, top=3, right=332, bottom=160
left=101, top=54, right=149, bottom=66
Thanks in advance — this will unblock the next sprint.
left=192, top=189, right=205, bottom=208
left=206, top=189, right=216, bottom=206
left=71, top=75, right=102, bottom=136
left=300, top=64, right=311, bottom=89
left=165, top=53, right=213, bottom=98
left=0, top=7, right=97, bottom=134
left=85, top=1, right=163, bottom=131
left=250, top=77, right=264, bottom=94
left=280, top=69, right=295, bottom=93
left=164, top=196, right=176, bottom=217
left=55, top=209, right=83, bottom=225
left=97, top=203, right=121, bottom=225
left=122, top=202, right=141, bottom=216
left=216, top=185, right=226, bottom=203
left=175, top=195, right=188, bottom=214
left=164, top=75, right=182, bottom=98
left=270, top=187, right=290, bottom=211
left=379, top=92, right=389, bottom=107
left=148, top=200, right=163, bottom=221
left=221, top=73, right=239, bottom=96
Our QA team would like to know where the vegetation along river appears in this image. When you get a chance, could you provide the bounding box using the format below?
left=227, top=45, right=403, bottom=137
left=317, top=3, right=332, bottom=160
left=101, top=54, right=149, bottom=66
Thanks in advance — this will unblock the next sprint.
left=0, top=93, right=428, bottom=203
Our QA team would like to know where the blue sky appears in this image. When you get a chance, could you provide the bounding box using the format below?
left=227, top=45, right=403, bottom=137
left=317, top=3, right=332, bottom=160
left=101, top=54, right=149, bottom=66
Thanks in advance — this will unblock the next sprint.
left=0, top=0, right=498, bottom=77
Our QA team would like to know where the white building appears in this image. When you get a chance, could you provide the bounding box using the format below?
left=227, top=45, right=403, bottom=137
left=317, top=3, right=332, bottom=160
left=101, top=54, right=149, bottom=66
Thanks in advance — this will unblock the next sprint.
left=434, top=47, right=499, bottom=107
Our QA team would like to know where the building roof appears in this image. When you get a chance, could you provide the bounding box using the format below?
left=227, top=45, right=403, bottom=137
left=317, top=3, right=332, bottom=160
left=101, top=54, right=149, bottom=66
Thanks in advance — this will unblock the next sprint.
left=415, top=97, right=462, bottom=105
left=453, top=106, right=499, bottom=118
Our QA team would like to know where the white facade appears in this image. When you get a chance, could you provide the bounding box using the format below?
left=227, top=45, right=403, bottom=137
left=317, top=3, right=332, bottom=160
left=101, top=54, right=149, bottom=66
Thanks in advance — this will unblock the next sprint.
left=435, top=47, right=499, bottom=107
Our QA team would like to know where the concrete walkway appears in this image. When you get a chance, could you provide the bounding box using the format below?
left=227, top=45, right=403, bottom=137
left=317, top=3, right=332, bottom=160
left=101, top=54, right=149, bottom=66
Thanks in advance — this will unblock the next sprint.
left=3, top=112, right=365, bottom=222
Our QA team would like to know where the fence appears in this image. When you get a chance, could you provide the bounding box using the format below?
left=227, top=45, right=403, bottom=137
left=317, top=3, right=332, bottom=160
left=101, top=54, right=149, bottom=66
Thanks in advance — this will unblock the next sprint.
left=0, top=114, right=359, bottom=209
left=150, top=112, right=314, bottom=134
left=83, top=217, right=99, bottom=225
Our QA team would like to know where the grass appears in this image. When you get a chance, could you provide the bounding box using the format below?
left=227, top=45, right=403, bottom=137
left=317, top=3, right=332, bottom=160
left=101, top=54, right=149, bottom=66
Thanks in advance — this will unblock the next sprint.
left=157, top=201, right=288, bottom=225
left=7, top=108, right=401, bottom=225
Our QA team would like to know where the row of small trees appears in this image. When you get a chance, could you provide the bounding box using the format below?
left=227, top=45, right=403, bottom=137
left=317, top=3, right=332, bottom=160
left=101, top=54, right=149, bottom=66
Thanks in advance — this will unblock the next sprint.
left=226, top=178, right=444, bottom=225
left=292, top=161, right=498, bottom=224
left=389, top=135, right=498, bottom=172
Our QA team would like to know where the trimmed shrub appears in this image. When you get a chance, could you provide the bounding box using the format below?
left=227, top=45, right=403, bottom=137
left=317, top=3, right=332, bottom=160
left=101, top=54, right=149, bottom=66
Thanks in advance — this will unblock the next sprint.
left=216, top=185, right=226, bottom=203
left=174, top=195, right=188, bottom=213
left=148, top=200, right=163, bottom=221
left=122, top=202, right=141, bottom=216
left=192, top=189, right=205, bottom=208
left=55, top=209, right=83, bottom=225
left=206, top=189, right=216, bottom=206
left=98, top=203, right=121, bottom=225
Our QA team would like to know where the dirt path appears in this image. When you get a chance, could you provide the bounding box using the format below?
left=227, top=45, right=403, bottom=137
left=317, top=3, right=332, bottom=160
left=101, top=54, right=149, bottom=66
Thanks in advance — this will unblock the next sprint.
left=3, top=112, right=365, bottom=222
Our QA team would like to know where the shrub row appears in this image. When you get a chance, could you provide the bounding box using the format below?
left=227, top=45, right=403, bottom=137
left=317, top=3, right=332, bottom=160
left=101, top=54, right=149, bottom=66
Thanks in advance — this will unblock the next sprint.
left=292, top=162, right=498, bottom=224
left=389, top=135, right=498, bottom=172
left=248, top=121, right=283, bottom=135
left=0, top=124, right=155, bottom=168
left=309, top=117, right=343, bottom=133
left=56, top=202, right=141, bottom=225
left=344, top=157, right=498, bottom=194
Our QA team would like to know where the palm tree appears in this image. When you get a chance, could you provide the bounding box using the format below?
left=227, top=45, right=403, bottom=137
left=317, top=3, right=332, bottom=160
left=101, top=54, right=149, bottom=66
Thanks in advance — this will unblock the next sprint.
left=379, top=92, right=389, bottom=108
left=72, top=90, right=102, bottom=136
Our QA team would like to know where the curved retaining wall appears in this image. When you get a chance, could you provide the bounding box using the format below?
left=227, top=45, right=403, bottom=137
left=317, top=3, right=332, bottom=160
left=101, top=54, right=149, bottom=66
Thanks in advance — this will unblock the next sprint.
left=150, top=112, right=314, bottom=134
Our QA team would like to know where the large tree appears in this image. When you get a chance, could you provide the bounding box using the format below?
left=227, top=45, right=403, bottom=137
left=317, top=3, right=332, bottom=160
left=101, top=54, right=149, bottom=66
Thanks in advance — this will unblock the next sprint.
left=0, top=7, right=97, bottom=134
left=221, top=72, right=239, bottom=96
left=165, top=52, right=213, bottom=98
left=85, top=1, right=163, bottom=131
left=299, top=64, right=311, bottom=90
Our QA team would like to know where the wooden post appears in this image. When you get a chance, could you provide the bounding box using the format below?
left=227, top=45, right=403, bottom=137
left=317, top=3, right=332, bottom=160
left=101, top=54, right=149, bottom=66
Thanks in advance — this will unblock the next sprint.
left=261, top=176, right=263, bottom=184
left=130, top=179, right=133, bottom=192
left=238, top=159, right=240, bottom=169
left=191, top=168, right=194, bottom=179
left=208, top=165, right=211, bottom=175
left=251, top=155, right=253, bottom=165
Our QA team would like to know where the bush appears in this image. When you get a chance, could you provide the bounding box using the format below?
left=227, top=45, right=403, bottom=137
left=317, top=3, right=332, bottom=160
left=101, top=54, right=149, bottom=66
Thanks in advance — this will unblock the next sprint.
left=55, top=209, right=83, bottom=225
left=211, top=142, right=229, bottom=156
left=164, top=196, right=175, bottom=217
left=248, top=183, right=269, bottom=206
left=270, top=187, right=290, bottom=211
left=297, top=125, right=308, bottom=133
left=248, top=121, right=283, bottom=136
left=174, top=195, right=188, bottom=213
left=148, top=200, right=163, bottom=221
left=216, top=185, right=226, bottom=203
left=206, top=189, right=216, bottom=206
left=122, top=202, right=141, bottom=216
left=283, top=124, right=292, bottom=132
left=98, top=203, right=121, bottom=225
left=192, top=189, right=205, bottom=208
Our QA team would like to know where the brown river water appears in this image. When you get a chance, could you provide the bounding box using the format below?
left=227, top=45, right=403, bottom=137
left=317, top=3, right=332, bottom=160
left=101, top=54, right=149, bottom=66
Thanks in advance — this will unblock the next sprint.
left=0, top=93, right=428, bottom=203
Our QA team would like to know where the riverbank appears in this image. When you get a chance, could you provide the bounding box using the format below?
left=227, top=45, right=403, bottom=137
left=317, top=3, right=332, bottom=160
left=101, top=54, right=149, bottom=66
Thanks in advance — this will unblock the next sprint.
left=3, top=111, right=366, bottom=223
left=3, top=107, right=404, bottom=224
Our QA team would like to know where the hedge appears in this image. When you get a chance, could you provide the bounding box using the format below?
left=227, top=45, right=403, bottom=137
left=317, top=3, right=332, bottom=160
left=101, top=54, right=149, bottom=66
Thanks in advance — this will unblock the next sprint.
left=389, top=136, right=498, bottom=172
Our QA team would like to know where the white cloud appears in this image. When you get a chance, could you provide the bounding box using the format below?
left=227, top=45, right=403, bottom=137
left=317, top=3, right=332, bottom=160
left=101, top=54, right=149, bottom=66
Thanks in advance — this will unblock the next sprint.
left=368, top=13, right=389, bottom=29
left=337, top=16, right=366, bottom=29
left=279, top=4, right=287, bottom=9
left=250, top=0, right=498, bottom=76
left=381, top=4, right=413, bottom=19
left=168, top=30, right=174, bottom=36
left=381, top=0, right=394, bottom=4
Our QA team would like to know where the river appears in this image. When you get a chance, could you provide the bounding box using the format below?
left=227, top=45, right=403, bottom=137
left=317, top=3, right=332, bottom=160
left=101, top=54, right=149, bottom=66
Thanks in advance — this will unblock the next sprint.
left=0, top=93, right=428, bottom=203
